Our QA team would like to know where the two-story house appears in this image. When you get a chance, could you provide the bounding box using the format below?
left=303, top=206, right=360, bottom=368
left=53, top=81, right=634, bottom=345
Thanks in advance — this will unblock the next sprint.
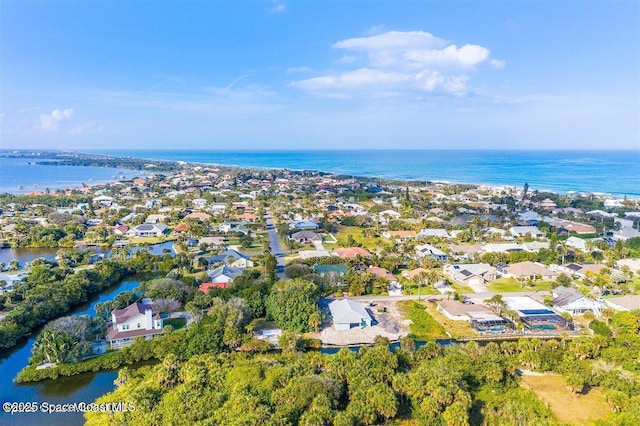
left=107, top=302, right=164, bottom=349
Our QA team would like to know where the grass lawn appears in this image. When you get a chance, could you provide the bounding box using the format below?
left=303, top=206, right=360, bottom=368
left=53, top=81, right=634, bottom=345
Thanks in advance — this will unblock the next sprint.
left=519, top=374, right=610, bottom=425
left=423, top=300, right=477, bottom=338
left=247, top=318, right=276, bottom=332
left=626, top=277, right=640, bottom=293
left=163, top=317, right=187, bottom=330
left=398, top=301, right=448, bottom=339
left=334, top=226, right=379, bottom=249
left=129, top=236, right=174, bottom=244
left=451, top=283, right=475, bottom=294
left=487, top=277, right=553, bottom=293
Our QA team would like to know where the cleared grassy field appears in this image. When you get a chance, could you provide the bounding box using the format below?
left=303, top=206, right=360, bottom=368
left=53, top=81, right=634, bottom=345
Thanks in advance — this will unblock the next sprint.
left=398, top=301, right=447, bottom=339
left=487, top=277, right=553, bottom=292
left=334, top=226, right=380, bottom=249
left=519, top=374, right=610, bottom=425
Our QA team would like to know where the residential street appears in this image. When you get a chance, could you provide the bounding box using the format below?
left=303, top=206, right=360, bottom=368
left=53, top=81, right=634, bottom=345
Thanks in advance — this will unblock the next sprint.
left=264, top=209, right=286, bottom=278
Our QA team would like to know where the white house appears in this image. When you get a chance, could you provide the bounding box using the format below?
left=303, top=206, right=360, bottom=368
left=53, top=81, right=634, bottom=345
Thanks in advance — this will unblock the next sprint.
left=92, top=195, right=114, bottom=207
left=509, top=226, right=544, bottom=238
left=108, top=302, right=164, bottom=349
left=329, top=299, right=372, bottom=330
left=126, top=223, right=168, bottom=238
left=553, top=287, right=604, bottom=317
left=415, top=243, right=449, bottom=262
left=206, top=265, right=243, bottom=284
left=565, top=236, right=587, bottom=251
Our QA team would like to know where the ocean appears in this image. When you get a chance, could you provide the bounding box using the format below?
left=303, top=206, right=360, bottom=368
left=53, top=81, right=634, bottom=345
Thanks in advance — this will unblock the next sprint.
left=94, top=149, right=640, bottom=197
left=1, top=150, right=639, bottom=196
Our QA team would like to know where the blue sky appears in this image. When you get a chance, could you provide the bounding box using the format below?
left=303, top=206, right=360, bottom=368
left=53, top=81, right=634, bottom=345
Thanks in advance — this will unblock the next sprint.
left=1, top=1, right=638, bottom=150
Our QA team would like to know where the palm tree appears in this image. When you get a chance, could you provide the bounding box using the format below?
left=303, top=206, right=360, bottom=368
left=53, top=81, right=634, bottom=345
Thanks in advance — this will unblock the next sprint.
left=601, top=307, right=615, bottom=325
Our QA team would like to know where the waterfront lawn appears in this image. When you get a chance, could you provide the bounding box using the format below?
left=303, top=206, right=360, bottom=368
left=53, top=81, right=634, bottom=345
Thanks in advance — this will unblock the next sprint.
left=423, top=300, right=477, bottom=338
left=163, top=318, right=187, bottom=330
left=519, top=374, right=609, bottom=425
left=487, top=277, right=553, bottom=293
left=399, top=301, right=447, bottom=339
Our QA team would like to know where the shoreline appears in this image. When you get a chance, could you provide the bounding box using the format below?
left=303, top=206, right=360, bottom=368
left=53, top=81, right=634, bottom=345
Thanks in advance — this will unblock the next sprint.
left=1, top=149, right=639, bottom=198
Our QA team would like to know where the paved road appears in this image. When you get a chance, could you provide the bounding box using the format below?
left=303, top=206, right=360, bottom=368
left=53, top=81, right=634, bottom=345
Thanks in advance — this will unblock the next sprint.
left=347, top=290, right=551, bottom=303
left=264, top=210, right=286, bottom=278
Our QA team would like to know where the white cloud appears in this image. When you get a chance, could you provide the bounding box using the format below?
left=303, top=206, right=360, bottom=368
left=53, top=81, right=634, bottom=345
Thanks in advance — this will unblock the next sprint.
left=270, top=2, right=285, bottom=14
left=39, top=108, right=74, bottom=130
left=291, top=68, right=469, bottom=97
left=336, top=54, right=357, bottom=64
left=292, top=30, right=503, bottom=98
left=286, top=66, right=313, bottom=74
left=364, top=24, right=385, bottom=36
left=490, top=59, right=506, bottom=69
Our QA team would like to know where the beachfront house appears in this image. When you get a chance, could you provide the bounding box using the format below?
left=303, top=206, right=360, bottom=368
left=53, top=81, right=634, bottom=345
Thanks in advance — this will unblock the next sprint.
left=108, top=302, right=164, bottom=349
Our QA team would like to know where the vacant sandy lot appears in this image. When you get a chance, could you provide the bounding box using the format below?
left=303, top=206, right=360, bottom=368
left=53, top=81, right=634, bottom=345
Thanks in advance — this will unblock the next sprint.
left=519, top=374, right=610, bottom=425
left=314, top=300, right=409, bottom=346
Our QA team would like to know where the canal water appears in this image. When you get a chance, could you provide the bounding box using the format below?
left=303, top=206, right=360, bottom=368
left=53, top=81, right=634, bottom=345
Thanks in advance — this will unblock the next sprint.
left=0, top=241, right=175, bottom=270
left=0, top=242, right=175, bottom=426
left=0, top=277, right=143, bottom=426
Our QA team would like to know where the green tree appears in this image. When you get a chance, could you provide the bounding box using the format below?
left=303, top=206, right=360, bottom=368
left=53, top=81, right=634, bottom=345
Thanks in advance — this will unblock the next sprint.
left=266, top=279, right=321, bottom=332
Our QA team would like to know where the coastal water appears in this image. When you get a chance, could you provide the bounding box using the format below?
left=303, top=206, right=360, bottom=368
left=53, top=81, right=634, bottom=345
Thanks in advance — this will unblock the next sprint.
left=2, top=150, right=639, bottom=196
left=91, top=149, right=640, bottom=196
left=0, top=156, right=140, bottom=194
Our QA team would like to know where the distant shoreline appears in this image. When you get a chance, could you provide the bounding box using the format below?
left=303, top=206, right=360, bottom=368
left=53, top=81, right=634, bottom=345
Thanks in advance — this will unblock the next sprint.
left=2, top=149, right=639, bottom=198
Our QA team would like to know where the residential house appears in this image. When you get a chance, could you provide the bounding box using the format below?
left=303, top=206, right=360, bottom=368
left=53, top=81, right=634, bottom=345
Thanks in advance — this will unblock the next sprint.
left=559, top=263, right=607, bottom=279
left=204, top=249, right=254, bottom=268
left=290, top=231, right=322, bottom=243
left=517, top=211, right=541, bottom=225
left=289, top=219, right=320, bottom=230
left=334, top=247, right=373, bottom=259
left=219, top=221, right=250, bottom=235
left=509, top=226, right=544, bottom=238
left=415, top=243, right=449, bottom=263
left=382, top=230, right=417, bottom=241
left=126, top=223, right=168, bottom=238
left=186, top=212, right=212, bottom=221
left=192, top=198, right=208, bottom=209
left=565, top=236, right=587, bottom=251
left=444, top=263, right=496, bottom=287
left=93, top=195, right=114, bottom=207
left=368, top=266, right=403, bottom=296
left=206, top=265, right=243, bottom=286
left=329, top=299, right=373, bottom=330
left=616, top=258, right=640, bottom=274
left=418, top=229, right=450, bottom=239
left=502, top=261, right=557, bottom=281
left=107, top=302, right=164, bottom=349
left=553, top=287, right=604, bottom=317
left=604, top=295, right=640, bottom=312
